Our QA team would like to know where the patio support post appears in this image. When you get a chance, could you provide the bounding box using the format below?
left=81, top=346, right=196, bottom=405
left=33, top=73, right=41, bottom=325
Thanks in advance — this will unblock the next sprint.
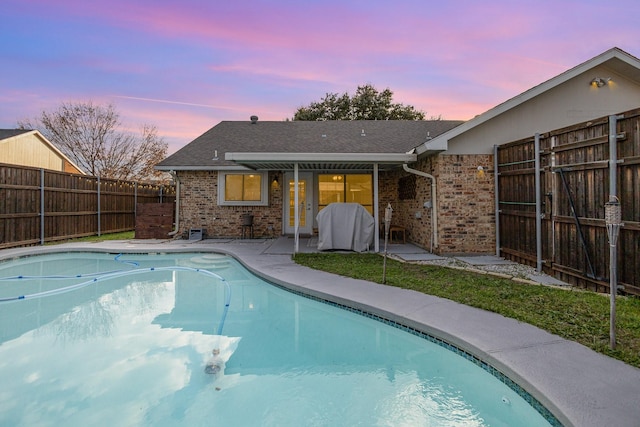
left=373, top=163, right=380, bottom=252
left=494, top=145, right=500, bottom=256
left=294, top=163, right=299, bottom=254
left=535, top=133, right=543, bottom=272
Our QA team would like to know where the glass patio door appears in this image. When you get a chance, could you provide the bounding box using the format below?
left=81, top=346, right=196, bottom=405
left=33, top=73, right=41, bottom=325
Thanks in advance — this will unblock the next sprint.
left=284, top=172, right=313, bottom=235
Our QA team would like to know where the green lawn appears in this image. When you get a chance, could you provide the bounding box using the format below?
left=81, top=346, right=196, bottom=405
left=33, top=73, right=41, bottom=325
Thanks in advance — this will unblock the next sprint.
left=293, top=253, right=640, bottom=369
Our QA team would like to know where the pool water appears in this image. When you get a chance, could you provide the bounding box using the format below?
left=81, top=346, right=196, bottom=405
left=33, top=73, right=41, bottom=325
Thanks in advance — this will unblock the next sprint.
left=0, top=252, right=556, bottom=426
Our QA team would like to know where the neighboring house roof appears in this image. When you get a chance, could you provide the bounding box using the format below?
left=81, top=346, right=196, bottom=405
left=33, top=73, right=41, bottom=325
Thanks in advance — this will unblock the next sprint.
left=0, top=129, right=86, bottom=174
left=0, top=129, right=31, bottom=140
left=156, top=119, right=463, bottom=171
left=418, top=47, right=640, bottom=156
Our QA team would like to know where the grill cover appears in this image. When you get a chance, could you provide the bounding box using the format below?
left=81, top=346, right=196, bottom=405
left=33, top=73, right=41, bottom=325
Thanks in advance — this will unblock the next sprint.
left=316, top=203, right=374, bottom=252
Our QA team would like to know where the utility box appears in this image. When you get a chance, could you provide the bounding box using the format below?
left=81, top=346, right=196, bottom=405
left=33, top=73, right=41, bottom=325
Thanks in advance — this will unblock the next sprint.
left=189, top=228, right=204, bottom=241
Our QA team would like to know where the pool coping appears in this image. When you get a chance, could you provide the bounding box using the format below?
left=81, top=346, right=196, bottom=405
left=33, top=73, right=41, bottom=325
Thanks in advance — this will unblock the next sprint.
left=2, top=239, right=639, bottom=427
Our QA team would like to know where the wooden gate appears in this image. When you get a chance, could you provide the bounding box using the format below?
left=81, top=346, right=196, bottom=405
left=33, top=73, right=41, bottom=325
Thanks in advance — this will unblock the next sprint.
left=496, top=108, right=640, bottom=295
left=135, top=203, right=175, bottom=239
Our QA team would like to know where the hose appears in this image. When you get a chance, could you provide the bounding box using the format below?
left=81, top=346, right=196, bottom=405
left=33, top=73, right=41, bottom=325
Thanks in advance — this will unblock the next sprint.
left=0, top=262, right=232, bottom=335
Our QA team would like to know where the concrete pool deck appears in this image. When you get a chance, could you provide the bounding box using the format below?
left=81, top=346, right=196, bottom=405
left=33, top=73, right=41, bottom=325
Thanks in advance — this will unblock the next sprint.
left=1, top=237, right=639, bottom=427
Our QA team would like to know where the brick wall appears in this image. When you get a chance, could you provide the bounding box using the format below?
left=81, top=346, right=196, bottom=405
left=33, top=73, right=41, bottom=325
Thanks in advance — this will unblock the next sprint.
left=177, top=170, right=283, bottom=238
left=436, top=154, right=495, bottom=254
left=177, top=158, right=495, bottom=253
left=386, top=154, right=495, bottom=255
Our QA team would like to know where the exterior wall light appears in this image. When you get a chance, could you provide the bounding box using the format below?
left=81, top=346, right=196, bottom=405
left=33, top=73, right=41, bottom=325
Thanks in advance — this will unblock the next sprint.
left=590, top=77, right=611, bottom=87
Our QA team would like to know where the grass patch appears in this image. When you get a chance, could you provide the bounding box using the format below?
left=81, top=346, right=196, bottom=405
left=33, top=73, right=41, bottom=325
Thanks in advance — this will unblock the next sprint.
left=46, top=231, right=135, bottom=244
left=294, top=253, right=640, bottom=368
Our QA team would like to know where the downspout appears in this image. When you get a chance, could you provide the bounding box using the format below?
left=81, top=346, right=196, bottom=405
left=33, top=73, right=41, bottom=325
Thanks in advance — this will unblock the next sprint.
left=168, top=170, right=180, bottom=237
left=402, top=163, right=438, bottom=250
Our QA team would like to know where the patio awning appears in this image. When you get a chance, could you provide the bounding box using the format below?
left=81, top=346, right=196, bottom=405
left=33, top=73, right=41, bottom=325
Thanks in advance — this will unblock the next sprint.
left=224, top=152, right=417, bottom=171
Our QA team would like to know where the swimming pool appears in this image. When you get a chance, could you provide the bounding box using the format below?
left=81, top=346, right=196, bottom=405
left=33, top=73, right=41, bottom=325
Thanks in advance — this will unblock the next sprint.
left=0, top=252, right=559, bottom=426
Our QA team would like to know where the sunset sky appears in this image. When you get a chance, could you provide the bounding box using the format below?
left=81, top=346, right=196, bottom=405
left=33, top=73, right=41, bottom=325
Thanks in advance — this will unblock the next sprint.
left=2, top=0, right=639, bottom=154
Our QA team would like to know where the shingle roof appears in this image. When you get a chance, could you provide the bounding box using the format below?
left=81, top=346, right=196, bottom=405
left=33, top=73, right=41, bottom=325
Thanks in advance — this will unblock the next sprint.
left=157, top=120, right=463, bottom=170
left=0, top=129, right=31, bottom=140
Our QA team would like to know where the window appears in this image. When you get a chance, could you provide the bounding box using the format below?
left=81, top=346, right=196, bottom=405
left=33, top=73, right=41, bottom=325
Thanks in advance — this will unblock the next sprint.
left=218, top=172, right=268, bottom=206
left=318, top=174, right=373, bottom=214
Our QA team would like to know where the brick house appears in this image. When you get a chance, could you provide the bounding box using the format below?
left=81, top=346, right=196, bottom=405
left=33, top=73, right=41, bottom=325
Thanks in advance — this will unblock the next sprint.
left=156, top=119, right=462, bottom=252
left=157, top=47, right=640, bottom=255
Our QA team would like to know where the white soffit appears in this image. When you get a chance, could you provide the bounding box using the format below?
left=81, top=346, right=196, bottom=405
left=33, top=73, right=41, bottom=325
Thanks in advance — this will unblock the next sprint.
left=225, top=152, right=416, bottom=170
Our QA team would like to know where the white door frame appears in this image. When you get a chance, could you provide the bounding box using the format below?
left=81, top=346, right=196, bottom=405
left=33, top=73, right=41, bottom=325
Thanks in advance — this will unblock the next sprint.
left=284, top=170, right=314, bottom=236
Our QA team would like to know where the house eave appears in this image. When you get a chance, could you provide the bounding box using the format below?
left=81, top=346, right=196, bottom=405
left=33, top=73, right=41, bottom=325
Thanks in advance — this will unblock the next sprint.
left=416, top=138, right=449, bottom=156
left=155, top=165, right=251, bottom=172
left=224, top=152, right=417, bottom=171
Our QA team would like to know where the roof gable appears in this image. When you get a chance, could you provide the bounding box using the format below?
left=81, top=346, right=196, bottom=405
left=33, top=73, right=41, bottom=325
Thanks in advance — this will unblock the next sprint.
left=0, top=129, right=86, bottom=174
left=418, top=47, right=640, bottom=156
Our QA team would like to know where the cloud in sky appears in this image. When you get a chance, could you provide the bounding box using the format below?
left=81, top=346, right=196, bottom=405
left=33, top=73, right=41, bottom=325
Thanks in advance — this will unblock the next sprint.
left=1, top=0, right=639, bottom=154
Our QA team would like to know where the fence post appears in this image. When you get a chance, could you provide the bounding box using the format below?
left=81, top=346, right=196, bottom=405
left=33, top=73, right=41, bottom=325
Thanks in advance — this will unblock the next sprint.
left=97, top=176, right=101, bottom=236
left=40, top=168, right=45, bottom=245
left=535, top=133, right=543, bottom=272
left=607, top=114, right=621, bottom=349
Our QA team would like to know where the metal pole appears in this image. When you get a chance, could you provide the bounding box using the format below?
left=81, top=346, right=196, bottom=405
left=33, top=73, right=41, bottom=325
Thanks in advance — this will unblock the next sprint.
left=382, top=203, right=392, bottom=283
left=373, top=163, right=380, bottom=253
left=97, top=176, right=101, bottom=236
left=535, top=133, right=543, bottom=272
left=609, top=239, right=617, bottom=349
left=494, top=145, right=500, bottom=257
left=609, top=115, right=618, bottom=197
left=40, top=169, right=45, bottom=245
left=607, top=115, right=619, bottom=350
left=294, top=163, right=299, bottom=254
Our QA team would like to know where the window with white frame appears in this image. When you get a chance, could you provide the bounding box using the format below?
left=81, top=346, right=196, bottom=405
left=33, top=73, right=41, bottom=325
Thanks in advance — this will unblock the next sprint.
left=218, top=171, right=268, bottom=206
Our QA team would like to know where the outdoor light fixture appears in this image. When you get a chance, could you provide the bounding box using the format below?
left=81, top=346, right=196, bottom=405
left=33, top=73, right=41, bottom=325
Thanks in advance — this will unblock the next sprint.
left=271, top=175, right=279, bottom=188
left=590, top=77, right=611, bottom=87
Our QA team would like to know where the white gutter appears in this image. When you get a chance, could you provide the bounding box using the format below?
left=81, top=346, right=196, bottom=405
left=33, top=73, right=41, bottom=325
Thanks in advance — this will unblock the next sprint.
left=225, top=152, right=416, bottom=164
left=167, top=170, right=180, bottom=236
left=402, top=164, right=438, bottom=250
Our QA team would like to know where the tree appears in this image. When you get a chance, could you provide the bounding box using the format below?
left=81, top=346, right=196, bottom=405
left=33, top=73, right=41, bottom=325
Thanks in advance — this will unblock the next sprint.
left=19, top=101, right=168, bottom=182
left=294, top=84, right=426, bottom=121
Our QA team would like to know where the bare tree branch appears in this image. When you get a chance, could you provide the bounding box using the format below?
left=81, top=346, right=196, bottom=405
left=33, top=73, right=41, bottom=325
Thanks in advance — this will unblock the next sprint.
left=19, top=101, right=168, bottom=182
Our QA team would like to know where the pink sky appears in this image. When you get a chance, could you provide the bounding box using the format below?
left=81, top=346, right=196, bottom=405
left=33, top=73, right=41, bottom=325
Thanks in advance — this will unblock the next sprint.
left=2, top=0, right=639, bottom=154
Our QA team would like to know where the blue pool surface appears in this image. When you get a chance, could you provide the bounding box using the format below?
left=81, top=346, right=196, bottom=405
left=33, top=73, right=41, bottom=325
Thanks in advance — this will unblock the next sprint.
left=0, top=252, right=556, bottom=426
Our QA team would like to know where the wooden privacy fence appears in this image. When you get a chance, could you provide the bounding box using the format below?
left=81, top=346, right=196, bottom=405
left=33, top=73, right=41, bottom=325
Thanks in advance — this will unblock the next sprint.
left=0, top=163, right=175, bottom=249
left=496, top=107, right=640, bottom=295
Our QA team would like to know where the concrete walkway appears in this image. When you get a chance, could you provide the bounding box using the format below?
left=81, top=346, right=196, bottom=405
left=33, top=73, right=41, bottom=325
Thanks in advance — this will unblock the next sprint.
left=2, top=237, right=639, bottom=427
